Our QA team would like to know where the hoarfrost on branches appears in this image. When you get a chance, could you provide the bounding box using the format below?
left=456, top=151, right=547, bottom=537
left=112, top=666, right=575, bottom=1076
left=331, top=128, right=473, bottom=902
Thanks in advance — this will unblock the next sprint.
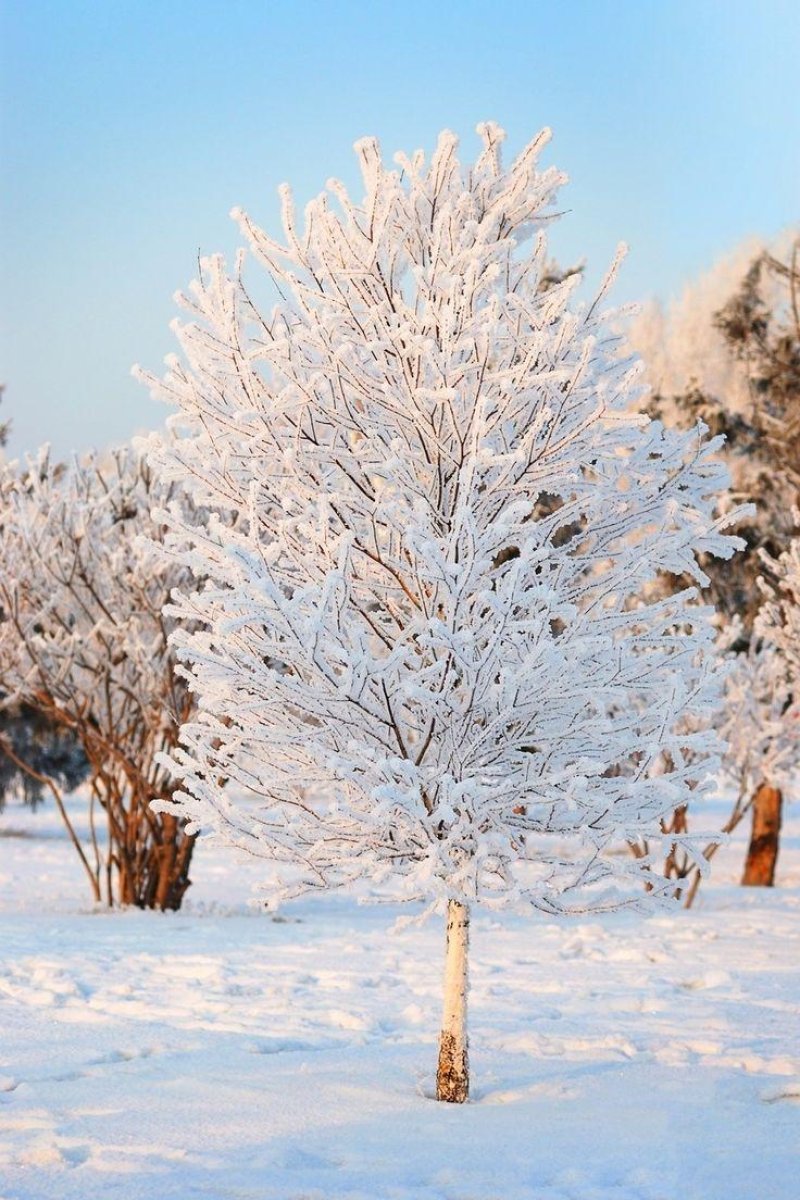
left=629, top=230, right=800, bottom=630
left=721, top=633, right=796, bottom=806
left=0, top=447, right=196, bottom=909
left=630, top=233, right=799, bottom=894
left=141, top=122, right=748, bottom=917
left=676, top=626, right=798, bottom=906
left=745, top=535, right=800, bottom=794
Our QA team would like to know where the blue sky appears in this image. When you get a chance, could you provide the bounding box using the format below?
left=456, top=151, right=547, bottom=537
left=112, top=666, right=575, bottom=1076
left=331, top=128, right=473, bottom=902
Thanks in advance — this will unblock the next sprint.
left=1, top=0, right=798, bottom=458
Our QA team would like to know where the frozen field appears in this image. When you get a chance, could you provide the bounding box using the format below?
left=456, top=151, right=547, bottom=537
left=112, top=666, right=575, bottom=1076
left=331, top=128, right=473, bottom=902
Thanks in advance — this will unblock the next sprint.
left=1, top=795, right=798, bottom=1200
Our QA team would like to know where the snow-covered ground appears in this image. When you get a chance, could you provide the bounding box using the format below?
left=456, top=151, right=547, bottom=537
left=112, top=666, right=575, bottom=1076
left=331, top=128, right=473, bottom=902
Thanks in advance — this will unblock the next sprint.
left=1, top=794, right=798, bottom=1200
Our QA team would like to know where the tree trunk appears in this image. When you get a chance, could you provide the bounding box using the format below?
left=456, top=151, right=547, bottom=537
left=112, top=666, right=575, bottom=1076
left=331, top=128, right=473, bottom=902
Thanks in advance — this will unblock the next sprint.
left=152, top=814, right=195, bottom=911
left=111, top=808, right=195, bottom=910
left=436, top=899, right=470, bottom=1103
left=662, top=804, right=689, bottom=880
left=741, top=783, right=783, bottom=887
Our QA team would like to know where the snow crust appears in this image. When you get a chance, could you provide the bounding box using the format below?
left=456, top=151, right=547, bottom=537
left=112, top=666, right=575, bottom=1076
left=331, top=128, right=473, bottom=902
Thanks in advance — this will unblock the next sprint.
left=1, top=793, right=798, bottom=1199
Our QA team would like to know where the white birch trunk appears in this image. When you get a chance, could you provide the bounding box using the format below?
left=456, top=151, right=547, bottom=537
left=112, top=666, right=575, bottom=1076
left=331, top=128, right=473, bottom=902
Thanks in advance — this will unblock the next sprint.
left=436, top=899, right=470, bottom=1103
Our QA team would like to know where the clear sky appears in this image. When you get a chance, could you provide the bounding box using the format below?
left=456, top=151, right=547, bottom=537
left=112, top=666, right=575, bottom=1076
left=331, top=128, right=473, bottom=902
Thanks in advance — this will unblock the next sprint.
left=1, top=0, right=798, bottom=459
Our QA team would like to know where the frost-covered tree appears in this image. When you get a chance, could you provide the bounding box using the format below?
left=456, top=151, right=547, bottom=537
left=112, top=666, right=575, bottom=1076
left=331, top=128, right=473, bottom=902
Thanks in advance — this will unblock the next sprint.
left=142, top=124, right=745, bottom=1102
left=677, top=633, right=795, bottom=905
left=0, top=448, right=196, bottom=909
left=631, top=233, right=800, bottom=627
left=630, top=234, right=800, bottom=886
left=0, top=390, right=90, bottom=815
left=735, top=536, right=800, bottom=886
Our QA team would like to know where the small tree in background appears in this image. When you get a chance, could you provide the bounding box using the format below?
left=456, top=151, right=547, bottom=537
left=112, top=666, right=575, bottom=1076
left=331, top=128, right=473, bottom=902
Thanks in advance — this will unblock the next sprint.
left=677, top=635, right=795, bottom=905
left=0, top=447, right=196, bottom=909
left=0, top=389, right=91, bottom=815
left=142, top=123, right=745, bottom=1101
left=740, top=537, right=800, bottom=886
left=631, top=235, right=800, bottom=889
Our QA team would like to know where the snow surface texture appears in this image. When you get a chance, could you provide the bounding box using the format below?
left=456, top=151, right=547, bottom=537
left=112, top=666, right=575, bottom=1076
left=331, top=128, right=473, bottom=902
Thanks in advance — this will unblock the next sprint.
left=1, top=795, right=799, bottom=1200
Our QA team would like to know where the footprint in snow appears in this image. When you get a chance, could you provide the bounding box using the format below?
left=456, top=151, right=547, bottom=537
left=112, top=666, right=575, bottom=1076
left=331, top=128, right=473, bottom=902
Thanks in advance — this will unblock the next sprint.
left=675, top=969, right=731, bottom=991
